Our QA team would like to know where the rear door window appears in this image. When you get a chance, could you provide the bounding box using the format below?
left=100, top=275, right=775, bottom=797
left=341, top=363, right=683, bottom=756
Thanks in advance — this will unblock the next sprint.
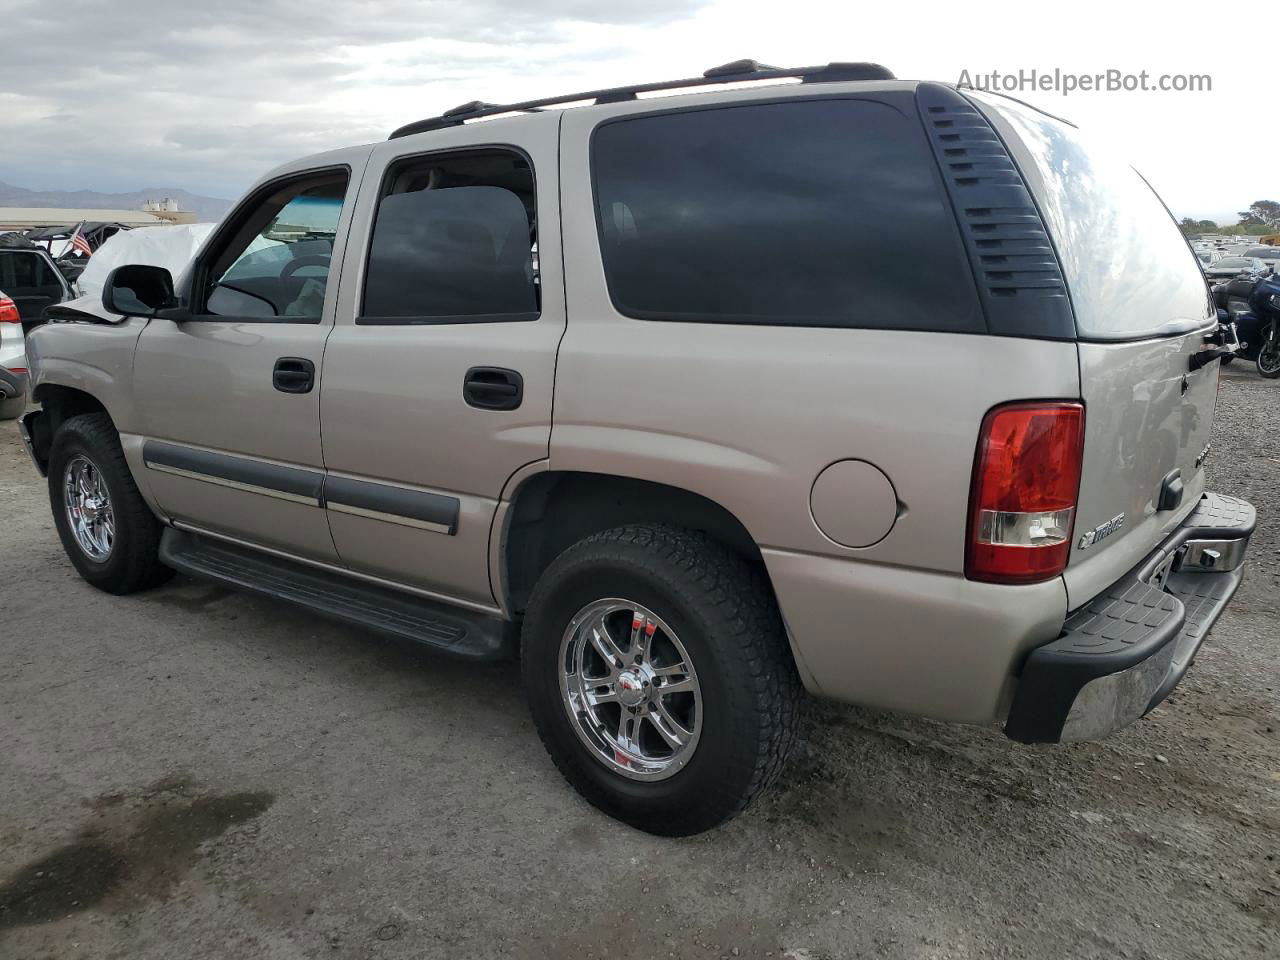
left=33, top=254, right=60, bottom=288
left=974, top=93, right=1212, bottom=340
left=360, top=149, right=539, bottom=324
left=590, top=98, right=981, bottom=332
left=0, top=251, right=60, bottom=294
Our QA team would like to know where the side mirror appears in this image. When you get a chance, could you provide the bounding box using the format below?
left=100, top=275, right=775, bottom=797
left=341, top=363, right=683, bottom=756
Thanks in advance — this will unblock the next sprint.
left=102, top=264, right=177, bottom=317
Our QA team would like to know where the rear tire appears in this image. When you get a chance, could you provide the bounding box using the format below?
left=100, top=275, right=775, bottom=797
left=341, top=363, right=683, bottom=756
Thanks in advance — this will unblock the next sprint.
left=521, top=524, right=801, bottom=836
left=0, top=396, right=22, bottom=421
left=49, top=413, right=172, bottom=594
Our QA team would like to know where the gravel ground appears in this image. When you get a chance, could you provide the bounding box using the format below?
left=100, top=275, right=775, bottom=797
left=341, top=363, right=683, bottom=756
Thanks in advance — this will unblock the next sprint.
left=1, top=367, right=1277, bottom=960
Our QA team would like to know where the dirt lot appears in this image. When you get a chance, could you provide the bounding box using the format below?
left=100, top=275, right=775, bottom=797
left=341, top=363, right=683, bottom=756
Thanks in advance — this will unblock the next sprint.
left=2, top=367, right=1277, bottom=960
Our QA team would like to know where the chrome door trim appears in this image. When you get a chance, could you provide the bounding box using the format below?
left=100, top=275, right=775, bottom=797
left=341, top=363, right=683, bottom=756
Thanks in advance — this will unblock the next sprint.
left=326, top=500, right=453, bottom=534
left=145, top=462, right=321, bottom=506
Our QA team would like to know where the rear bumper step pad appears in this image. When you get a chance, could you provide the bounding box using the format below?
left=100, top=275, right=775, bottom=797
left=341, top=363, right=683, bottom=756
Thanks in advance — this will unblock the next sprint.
left=1005, top=493, right=1255, bottom=744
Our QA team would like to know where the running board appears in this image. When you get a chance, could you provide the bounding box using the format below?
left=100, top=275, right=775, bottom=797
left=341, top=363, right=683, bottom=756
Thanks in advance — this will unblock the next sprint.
left=159, top=528, right=515, bottom=660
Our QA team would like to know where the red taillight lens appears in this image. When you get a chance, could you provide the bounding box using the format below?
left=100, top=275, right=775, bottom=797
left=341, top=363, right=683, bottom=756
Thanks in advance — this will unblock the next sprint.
left=966, top=401, right=1085, bottom=584
left=0, top=296, right=19, bottom=325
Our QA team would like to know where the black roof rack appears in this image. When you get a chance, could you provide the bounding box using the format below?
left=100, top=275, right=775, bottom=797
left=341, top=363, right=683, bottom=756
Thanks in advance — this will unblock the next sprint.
left=388, top=59, right=895, bottom=139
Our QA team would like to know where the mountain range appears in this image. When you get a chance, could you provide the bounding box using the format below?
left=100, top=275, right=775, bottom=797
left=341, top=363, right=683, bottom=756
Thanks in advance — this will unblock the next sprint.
left=0, top=181, right=231, bottom=222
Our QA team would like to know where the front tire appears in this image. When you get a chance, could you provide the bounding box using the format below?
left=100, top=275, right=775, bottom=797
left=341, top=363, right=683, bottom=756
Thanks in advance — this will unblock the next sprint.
left=1257, top=339, right=1280, bottom=378
left=48, top=413, right=172, bottom=594
left=522, top=524, right=801, bottom=836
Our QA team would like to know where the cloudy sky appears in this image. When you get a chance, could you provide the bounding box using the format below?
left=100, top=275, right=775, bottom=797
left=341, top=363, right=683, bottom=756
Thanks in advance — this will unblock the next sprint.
left=1, top=0, right=1265, bottom=222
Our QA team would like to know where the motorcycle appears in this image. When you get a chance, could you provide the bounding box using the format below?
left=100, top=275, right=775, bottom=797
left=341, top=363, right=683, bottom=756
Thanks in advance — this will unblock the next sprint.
left=1211, top=273, right=1280, bottom=378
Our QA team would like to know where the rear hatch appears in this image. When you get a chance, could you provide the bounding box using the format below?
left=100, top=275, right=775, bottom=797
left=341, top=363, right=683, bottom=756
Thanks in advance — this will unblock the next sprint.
left=973, top=93, right=1219, bottom=607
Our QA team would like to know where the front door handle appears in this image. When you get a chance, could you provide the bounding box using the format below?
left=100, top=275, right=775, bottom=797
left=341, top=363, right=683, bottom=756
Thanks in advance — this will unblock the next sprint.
left=273, top=357, right=314, bottom=394
left=463, top=366, right=523, bottom=410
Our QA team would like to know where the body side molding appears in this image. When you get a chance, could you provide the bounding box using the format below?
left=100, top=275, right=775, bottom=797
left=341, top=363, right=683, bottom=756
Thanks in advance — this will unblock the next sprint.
left=143, top=440, right=323, bottom=505
left=324, top=476, right=459, bottom=535
left=142, top=441, right=461, bottom=535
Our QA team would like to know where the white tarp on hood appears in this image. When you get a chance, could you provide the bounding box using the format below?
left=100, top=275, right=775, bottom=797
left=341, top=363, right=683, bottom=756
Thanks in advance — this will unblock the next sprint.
left=75, top=223, right=217, bottom=300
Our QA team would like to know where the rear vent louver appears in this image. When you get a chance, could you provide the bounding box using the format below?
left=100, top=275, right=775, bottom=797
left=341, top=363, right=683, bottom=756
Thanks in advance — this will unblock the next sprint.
left=916, top=83, right=1075, bottom=340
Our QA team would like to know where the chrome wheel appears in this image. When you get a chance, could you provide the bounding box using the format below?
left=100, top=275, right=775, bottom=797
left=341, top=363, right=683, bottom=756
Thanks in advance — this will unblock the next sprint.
left=559, top=598, right=702, bottom=781
left=63, top=454, right=114, bottom=561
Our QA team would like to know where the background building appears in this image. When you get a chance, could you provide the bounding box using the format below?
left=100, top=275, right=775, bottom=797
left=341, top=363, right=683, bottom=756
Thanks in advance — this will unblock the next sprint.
left=0, top=207, right=171, bottom=231
left=142, top=198, right=198, bottom=225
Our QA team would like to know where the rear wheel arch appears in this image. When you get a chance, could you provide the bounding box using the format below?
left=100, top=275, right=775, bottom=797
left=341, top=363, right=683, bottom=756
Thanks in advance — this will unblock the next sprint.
left=500, top=471, right=770, bottom=615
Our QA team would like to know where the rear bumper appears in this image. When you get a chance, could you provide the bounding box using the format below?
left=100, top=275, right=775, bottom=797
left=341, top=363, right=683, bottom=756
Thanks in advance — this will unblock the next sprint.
left=0, top=365, right=26, bottom=401
left=1005, top=492, right=1254, bottom=744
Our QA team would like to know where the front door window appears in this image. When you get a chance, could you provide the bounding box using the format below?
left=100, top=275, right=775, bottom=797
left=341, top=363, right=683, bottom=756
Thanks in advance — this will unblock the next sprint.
left=205, top=174, right=347, bottom=320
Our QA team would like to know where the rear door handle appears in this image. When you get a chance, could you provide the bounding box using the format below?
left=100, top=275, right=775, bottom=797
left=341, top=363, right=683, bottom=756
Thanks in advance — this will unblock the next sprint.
left=463, top=367, right=523, bottom=410
left=273, top=357, right=314, bottom=394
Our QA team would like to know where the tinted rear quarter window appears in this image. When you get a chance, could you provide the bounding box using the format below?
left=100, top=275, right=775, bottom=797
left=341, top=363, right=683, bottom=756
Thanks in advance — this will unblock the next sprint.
left=973, top=93, right=1211, bottom=340
left=591, top=98, right=981, bottom=332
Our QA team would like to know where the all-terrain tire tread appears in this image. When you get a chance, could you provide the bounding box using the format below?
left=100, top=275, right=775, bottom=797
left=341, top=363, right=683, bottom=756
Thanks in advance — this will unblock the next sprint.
left=50, top=413, right=171, bottom=594
left=523, top=523, right=802, bottom=834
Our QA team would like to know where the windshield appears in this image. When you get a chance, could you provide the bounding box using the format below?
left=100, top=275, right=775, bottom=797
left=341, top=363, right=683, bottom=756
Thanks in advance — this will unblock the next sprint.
left=1216, top=258, right=1250, bottom=268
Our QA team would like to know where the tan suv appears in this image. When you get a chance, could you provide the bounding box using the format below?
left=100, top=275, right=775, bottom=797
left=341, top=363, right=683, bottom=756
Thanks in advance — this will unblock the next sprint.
left=18, top=61, right=1255, bottom=835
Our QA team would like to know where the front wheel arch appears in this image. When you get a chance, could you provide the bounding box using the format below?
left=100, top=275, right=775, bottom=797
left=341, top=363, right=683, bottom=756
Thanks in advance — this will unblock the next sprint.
left=47, top=412, right=171, bottom=594
left=26, top=384, right=113, bottom=473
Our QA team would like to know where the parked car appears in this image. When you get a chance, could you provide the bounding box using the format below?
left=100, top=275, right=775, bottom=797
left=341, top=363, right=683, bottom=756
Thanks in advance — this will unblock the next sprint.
left=0, top=290, right=26, bottom=419
left=1204, top=256, right=1269, bottom=281
left=1241, top=246, right=1280, bottom=274
left=0, top=227, right=222, bottom=422
left=0, top=235, right=75, bottom=330
left=19, top=61, right=1255, bottom=835
left=72, top=223, right=217, bottom=302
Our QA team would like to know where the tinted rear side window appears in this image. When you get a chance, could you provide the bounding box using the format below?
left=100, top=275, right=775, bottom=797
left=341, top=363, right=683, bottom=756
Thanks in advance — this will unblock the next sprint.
left=591, top=98, right=981, bottom=331
left=361, top=149, right=538, bottom=324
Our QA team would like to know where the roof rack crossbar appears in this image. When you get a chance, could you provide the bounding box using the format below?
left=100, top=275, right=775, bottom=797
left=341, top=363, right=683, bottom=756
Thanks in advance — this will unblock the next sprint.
left=388, top=60, right=895, bottom=139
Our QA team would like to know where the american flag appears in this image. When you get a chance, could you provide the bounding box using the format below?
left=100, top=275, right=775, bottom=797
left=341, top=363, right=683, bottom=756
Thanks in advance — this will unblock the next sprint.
left=68, top=221, right=92, bottom=257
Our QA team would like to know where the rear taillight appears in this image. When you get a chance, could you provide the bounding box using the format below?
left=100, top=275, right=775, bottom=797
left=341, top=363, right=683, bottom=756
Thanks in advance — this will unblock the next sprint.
left=0, top=296, right=19, bottom=325
left=966, top=401, right=1085, bottom=584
